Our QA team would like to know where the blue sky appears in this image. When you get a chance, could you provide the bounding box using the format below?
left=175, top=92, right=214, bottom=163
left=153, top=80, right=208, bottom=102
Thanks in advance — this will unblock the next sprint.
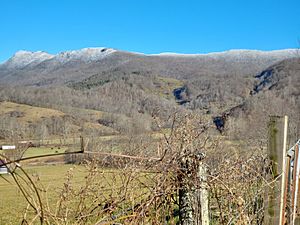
left=0, top=0, right=300, bottom=62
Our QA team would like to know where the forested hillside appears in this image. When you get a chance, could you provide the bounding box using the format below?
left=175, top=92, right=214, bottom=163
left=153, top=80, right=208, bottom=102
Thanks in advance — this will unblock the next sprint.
left=0, top=48, right=299, bottom=141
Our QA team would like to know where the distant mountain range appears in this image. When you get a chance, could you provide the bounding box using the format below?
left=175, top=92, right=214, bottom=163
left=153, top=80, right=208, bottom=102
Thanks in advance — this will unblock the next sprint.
left=2, top=48, right=299, bottom=68
left=0, top=47, right=299, bottom=140
left=0, top=47, right=299, bottom=86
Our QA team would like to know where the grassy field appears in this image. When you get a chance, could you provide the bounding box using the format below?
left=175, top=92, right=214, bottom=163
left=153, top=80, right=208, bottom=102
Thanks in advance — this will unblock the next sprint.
left=0, top=131, right=163, bottom=165
left=0, top=164, right=96, bottom=224
left=0, top=101, right=119, bottom=141
left=23, top=146, right=67, bottom=157
left=0, top=101, right=65, bottom=124
left=0, top=146, right=68, bottom=161
left=0, top=163, right=153, bottom=225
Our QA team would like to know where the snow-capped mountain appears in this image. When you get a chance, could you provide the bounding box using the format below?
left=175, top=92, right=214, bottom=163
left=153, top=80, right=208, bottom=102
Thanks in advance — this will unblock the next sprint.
left=2, top=48, right=299, bottom=70
left=4, top=50, right=54, bottom=69
left=152, top=49, right=299, bottom=59
left=55, top=47, right=116, bottom=63
left=205, top=49, right=300, bottom=61
left=1, top=47, right=117, bottom=69
left=0, top=47, right=299, bottom=86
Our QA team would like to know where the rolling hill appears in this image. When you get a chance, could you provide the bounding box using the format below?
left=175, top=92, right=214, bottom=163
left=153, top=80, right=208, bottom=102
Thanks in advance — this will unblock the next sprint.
left=0, top=101, right=117, bottom=140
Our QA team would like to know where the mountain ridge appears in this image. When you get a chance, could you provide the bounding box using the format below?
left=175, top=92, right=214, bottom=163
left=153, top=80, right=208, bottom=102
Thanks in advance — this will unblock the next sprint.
left=1, top=47, right=299, bottom=68
left=0, top=47, right=299, bottom=87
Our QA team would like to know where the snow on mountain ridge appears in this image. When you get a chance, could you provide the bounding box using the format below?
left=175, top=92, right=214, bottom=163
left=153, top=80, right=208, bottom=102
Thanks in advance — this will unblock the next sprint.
left=2, top=48, right=299, bottom=69
left=4, top=50, right=54, bottom=68
left=2, top=47, right=117, bottom=68
left=55, top=47, right=116, bottom=63
left=152, top=49, right=299, bottom=58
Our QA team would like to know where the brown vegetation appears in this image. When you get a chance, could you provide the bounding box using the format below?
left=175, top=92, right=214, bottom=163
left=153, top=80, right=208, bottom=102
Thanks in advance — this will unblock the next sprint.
left=1, top=114, right=273, bottom=224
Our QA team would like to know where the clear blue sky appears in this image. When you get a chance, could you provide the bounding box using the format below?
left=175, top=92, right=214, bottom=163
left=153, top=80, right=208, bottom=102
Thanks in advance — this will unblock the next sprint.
left=1, top=0, right=300, bottom=62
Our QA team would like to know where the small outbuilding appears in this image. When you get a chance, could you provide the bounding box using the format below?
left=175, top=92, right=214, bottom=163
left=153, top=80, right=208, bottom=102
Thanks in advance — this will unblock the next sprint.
left=0, top=159, right=8, bottom=174
left=0, top=145, right=16, bottom=150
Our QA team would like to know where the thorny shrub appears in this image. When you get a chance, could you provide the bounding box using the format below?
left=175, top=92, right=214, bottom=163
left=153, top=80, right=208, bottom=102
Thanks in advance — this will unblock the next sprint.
left=1, top=113, right=272, bottom=224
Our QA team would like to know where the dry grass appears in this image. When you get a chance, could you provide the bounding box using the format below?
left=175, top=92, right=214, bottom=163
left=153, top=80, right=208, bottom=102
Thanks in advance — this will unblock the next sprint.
left=0, top=101, right=120, bottom=138
left=0, top=163, right=155, bottom=225
left=0, top=165, right=86, bottom=224
left=143, top=76, right=184, bottom=100
left=23, top=147, right=67, bottom=158
left=0, top=114, right=270, bottom=224
left=0, top=101, right=65, bottom=124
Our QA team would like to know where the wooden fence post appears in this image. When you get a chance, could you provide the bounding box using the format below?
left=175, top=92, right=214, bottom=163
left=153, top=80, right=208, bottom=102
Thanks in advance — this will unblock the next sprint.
left=80, top=136, right=84, bottom=152
left=292, top=143, right=300, bottom=225
left=179, top=152, right=209, bottom=225
left=179, top=154, right=196, bottom=225
left=280, top=116, right=289, bottom=225
left=198, top=162, right=209, bottom=225
left=264, top=116, right=288, bottom=225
